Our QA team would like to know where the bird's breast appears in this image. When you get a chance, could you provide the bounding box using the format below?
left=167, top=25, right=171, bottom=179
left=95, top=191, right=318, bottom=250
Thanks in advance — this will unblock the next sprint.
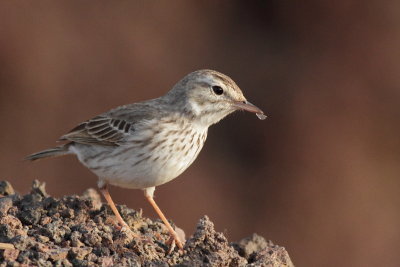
left=101, top=118, right=208, bottom=188
left=140, top=119, right=208, bottom=185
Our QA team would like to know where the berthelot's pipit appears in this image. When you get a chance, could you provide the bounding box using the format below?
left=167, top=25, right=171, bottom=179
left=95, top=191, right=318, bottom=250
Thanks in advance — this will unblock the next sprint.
left=26, top=69, right=266, bottom=250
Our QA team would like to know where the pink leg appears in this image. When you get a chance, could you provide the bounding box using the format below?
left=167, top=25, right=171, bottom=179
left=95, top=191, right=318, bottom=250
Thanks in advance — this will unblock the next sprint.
left=144, top=188, right=184, bottom=250
left=99, top=184, right=130, bottom=229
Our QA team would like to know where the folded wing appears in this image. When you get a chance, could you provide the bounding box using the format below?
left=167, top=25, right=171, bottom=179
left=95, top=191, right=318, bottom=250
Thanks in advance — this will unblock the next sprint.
left=59, top=116, right=133, bottom=146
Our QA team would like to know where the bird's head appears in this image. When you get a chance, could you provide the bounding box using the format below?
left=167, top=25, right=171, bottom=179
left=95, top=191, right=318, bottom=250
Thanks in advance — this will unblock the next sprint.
left=166, top=69, right=265, bottom=127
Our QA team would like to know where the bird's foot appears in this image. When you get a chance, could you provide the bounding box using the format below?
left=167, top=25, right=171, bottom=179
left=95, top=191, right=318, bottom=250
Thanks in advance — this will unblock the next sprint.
left=166, top=230, right=185, bottom=252
left=165, top=235, right=177, bottom=254
left=117, top=224, right=139, bottom=241
left=116, top=223, right=156, bottom=247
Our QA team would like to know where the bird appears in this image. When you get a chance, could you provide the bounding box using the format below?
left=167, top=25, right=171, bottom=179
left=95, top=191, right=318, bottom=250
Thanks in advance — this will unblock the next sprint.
left=26, top=69, right=266, bottom=250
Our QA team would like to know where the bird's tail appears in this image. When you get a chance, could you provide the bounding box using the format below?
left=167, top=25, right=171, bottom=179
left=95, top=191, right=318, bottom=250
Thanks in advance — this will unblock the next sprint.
left=25, top=145, right=71, bottom=161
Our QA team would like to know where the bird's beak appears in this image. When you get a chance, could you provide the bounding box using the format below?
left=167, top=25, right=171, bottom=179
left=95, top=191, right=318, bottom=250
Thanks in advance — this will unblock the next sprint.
left=233, top=100, right=267, bottom=120
left=233, top=100, right=265, bottom=114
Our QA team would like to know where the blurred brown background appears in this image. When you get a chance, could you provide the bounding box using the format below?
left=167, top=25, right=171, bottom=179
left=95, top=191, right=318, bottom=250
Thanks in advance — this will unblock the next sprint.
left=1, top=1, right=400, bottom=266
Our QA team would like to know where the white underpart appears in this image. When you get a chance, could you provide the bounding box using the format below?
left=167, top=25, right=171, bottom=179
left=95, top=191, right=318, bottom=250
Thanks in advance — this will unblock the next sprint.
left=144, top=187, right=155, bottom=198
left=70, top=118, right=208, bottom=190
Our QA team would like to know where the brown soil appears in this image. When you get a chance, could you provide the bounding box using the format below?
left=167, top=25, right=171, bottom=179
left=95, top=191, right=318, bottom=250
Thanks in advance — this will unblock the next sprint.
left=0, top=180, right=293, bottom=266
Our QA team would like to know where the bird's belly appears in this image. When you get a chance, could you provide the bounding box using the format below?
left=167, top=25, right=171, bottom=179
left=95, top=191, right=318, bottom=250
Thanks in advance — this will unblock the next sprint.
left=72, top=127, right=207, bottom=189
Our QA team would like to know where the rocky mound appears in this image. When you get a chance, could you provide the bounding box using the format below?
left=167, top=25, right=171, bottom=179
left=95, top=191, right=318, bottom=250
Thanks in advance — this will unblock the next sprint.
left=0, top=180, right=293, bottom=266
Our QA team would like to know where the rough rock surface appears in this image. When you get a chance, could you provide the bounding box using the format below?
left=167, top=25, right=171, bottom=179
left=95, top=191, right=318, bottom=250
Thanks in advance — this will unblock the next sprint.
left=0, top=180, right=293, bottom=266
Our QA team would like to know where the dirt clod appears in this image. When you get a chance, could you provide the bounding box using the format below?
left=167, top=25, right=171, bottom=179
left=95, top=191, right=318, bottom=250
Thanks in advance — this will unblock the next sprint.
left=233, top=234, right=294, bottom=266
left=0, top=181, right=14, bottom=196
left=0, top=180, right=293, bottom=266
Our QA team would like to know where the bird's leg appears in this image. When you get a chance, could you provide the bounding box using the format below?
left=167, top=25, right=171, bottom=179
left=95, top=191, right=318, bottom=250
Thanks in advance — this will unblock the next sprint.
left=99, top=184, right=130, bottom=229
left=144, top=187, right=184, bottom=250
left=99, top=183, right=158, bottom=246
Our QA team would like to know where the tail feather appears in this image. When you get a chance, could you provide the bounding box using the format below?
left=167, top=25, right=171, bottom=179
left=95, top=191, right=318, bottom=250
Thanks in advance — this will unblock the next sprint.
left=25, top=146, right=70, bottom=161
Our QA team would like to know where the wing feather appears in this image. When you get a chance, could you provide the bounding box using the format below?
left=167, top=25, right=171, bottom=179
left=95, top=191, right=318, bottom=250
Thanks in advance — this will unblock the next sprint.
left=58, top=99, right=164, bottom=146
left=60, top=116, right=134, bottom=146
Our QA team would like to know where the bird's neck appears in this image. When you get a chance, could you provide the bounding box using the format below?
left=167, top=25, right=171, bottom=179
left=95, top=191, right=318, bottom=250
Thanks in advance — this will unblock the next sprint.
left=179, top=104, right=231, bottom=129
left=193, top=109, right=233, bottom=129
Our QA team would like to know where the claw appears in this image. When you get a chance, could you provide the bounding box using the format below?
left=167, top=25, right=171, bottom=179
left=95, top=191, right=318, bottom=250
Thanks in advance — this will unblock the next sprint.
left=166, top=236, right=176, bottom=254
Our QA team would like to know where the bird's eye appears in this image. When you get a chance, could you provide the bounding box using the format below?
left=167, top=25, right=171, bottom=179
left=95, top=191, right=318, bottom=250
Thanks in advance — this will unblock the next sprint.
left=212, top=85, right=224, bottom=95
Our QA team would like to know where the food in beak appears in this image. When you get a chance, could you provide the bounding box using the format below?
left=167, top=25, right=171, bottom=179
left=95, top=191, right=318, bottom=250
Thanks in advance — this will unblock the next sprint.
left=233, top=101, right=267, bottom=120
left=256, top=113, right=267, bottom=120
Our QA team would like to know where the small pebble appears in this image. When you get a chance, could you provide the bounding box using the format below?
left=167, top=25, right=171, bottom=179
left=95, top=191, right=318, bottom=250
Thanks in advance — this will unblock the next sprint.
left=0, top=181, right=15, bottom=196
left=0, top=197, right=13, bottom=214
left=2, top=248, right=19, bottom=261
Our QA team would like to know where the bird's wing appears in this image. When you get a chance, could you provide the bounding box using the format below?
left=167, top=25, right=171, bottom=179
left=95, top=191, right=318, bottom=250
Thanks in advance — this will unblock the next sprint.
left=59, top=101, right=162, bottom=146
left=59, top=116, right=134, bottom=146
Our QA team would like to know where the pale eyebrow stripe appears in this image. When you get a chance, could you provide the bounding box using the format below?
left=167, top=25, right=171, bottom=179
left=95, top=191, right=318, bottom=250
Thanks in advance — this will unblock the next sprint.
left=212, top=73, right=239, bottom=92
